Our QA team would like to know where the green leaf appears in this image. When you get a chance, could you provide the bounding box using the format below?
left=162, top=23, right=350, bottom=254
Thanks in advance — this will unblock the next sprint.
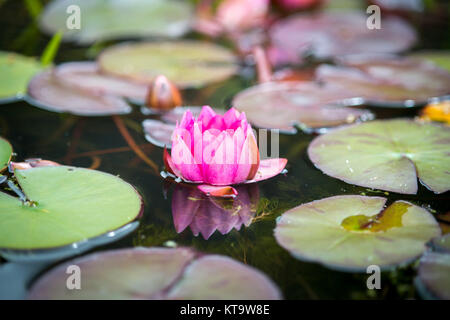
left=98, top=41, right=238, bottom=89
left=308, top=119, right=450, bottom=194
left=275, top=195, right=441, bottom=272
left=0, top=137, right=12, bottom=171
left=24, top=0, right=42, bottom=19
left=0, top=51, right=43, bottom=102
left=0, top=166, right=142, bottom=250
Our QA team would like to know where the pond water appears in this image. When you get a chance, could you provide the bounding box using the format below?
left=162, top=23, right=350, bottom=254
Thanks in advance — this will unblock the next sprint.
left=0, top=1, right=449, bottom=299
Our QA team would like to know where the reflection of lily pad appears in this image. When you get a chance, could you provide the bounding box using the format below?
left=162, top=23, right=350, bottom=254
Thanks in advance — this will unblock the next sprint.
left=232, top=81, right=373, bottom=133
left=54, top=62, right=148, bottom=103
left=274, top=195, right=440, bottom=272
left=98, top=41, right=238, bottom=88
left=0, top=166, right=143, bottom=250
left=27, top=70, right=132, bottom=116
left=415, top=251, right=450, bottom=300
left=0, top=52, right=43, bottom=103
left=0, top=137, right=12, bottom=171
left=28, top=247, right=281, bottom=299
left=316, top=55, right=450, bottom=106
left=39, top=0, right=193, bottom=44
left=268, top=12, right=416, bottom=66
left=308, top=120, right=450, bottom=194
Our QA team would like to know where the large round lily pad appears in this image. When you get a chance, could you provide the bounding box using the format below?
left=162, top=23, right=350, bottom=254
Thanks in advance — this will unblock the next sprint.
left=0, top=166, right=143, bottom=250
left=316, top=55, right=450, bottom=106
left=27, top=70, right=132, bottom=116
left=0, top=51, right=43, bottom=103
left=415, top=251, right=450, bottom=300
left=39, top=0, right=194, bottom=44
left=28, top=247, right=281, bottom=299
left=0, top=137, right=12, bottom=172
left=54, top=62, right=149, bottom=103
left=268, top=12, right=416, bottom=66
left=274, top=195, right=441, bottom=272
left=308, top=119, right=450, bottom=194
left=98, top=41, right=238, bottom=88
left=232, top=81, right=373, bottom=133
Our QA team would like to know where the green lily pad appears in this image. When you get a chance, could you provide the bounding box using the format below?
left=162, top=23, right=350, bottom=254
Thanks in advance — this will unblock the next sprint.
left=409, top=51, right=450, bottom=72
left=308, top=119, right=450, bottom=194
left=0, top=137, right=12, bottom=171
left=415, top=251, right=450, bottom=300
left=39, top=0, right=194, bottom=44
left=98, top=41, right=238, bottom=88
left=28, top=247, right=282, bottom=299
left=0, top=166, right=143, bottom=250
left=0, top=51, right=43, bottom=103
left=274, top=195, right=441, bottom=272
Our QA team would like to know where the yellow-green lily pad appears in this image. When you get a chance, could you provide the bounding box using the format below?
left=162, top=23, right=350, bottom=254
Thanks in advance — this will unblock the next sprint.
left=0, top=166, right=143, bottom=250
left=28, top=247, right=282, bottom=299
left=98, top=41, right=238, bottom=88
left=0, top=137, right=12, bottom=172
left=0, top=51, right=43, bottom=103
left=39, top=0, right=194, bottom=44
left=274, top=195, right=441, bottom=272
left=308, top=119, right=450, bottom=194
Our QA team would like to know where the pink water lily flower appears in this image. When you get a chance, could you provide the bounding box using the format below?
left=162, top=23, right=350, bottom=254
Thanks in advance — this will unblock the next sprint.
left=164, top=106, right=287, bottom=197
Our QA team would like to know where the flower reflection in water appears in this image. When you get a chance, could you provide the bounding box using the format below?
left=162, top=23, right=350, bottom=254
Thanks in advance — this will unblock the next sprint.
left=172, top=183, right=259, bottom=240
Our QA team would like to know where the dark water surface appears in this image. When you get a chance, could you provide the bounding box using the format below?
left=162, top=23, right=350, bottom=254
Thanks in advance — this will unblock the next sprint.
left=0, top=1, right=449, bottom=300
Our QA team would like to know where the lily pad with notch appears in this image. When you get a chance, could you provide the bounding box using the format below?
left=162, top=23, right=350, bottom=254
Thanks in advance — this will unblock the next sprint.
left=0, top=166, right=143, bottom=256
left=308, top=119, right=450, bottom=194
left=98, top=41, right=239, bottom=89
left=232, top=81, right=373, bottom=134
left=274, top=195, right=441, bottom=272
left=39, top=0, right=194, bottom=44
left=28, top=247, right=282, bottom=299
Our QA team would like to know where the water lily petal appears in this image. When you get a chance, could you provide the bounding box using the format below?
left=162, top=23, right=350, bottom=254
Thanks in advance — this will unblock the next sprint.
left=248, top=158, right=287, bottom=182
left=197, top=184, right=238, bottom=198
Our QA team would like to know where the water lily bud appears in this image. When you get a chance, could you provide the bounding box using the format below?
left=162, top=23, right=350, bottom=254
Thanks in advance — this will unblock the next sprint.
left=145, top=75, right=182, bottom=111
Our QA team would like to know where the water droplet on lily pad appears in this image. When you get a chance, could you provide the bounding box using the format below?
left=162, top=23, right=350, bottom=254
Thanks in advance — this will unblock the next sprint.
left=98, top=41, right=238, bottom=89
left=28, top=247, right=282, bottom=299
left=274, top=195, right=440, bottom=272
left=0, top=137, right=12, bottom=172
left=308, top=119, right=450, bottom=194
left=39, top=0, right=194, bottom=44
left=415, top=251, right=450, bottom=300
left=232, top=81, right=373, bottom=133
left=0, top=51, right=43, bottom=103
left=0, top=166, right=143, bottom=251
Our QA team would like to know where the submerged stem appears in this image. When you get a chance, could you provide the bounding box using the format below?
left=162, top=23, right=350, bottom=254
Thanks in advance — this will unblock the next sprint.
left=112, top=115, right=159, bottom=174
